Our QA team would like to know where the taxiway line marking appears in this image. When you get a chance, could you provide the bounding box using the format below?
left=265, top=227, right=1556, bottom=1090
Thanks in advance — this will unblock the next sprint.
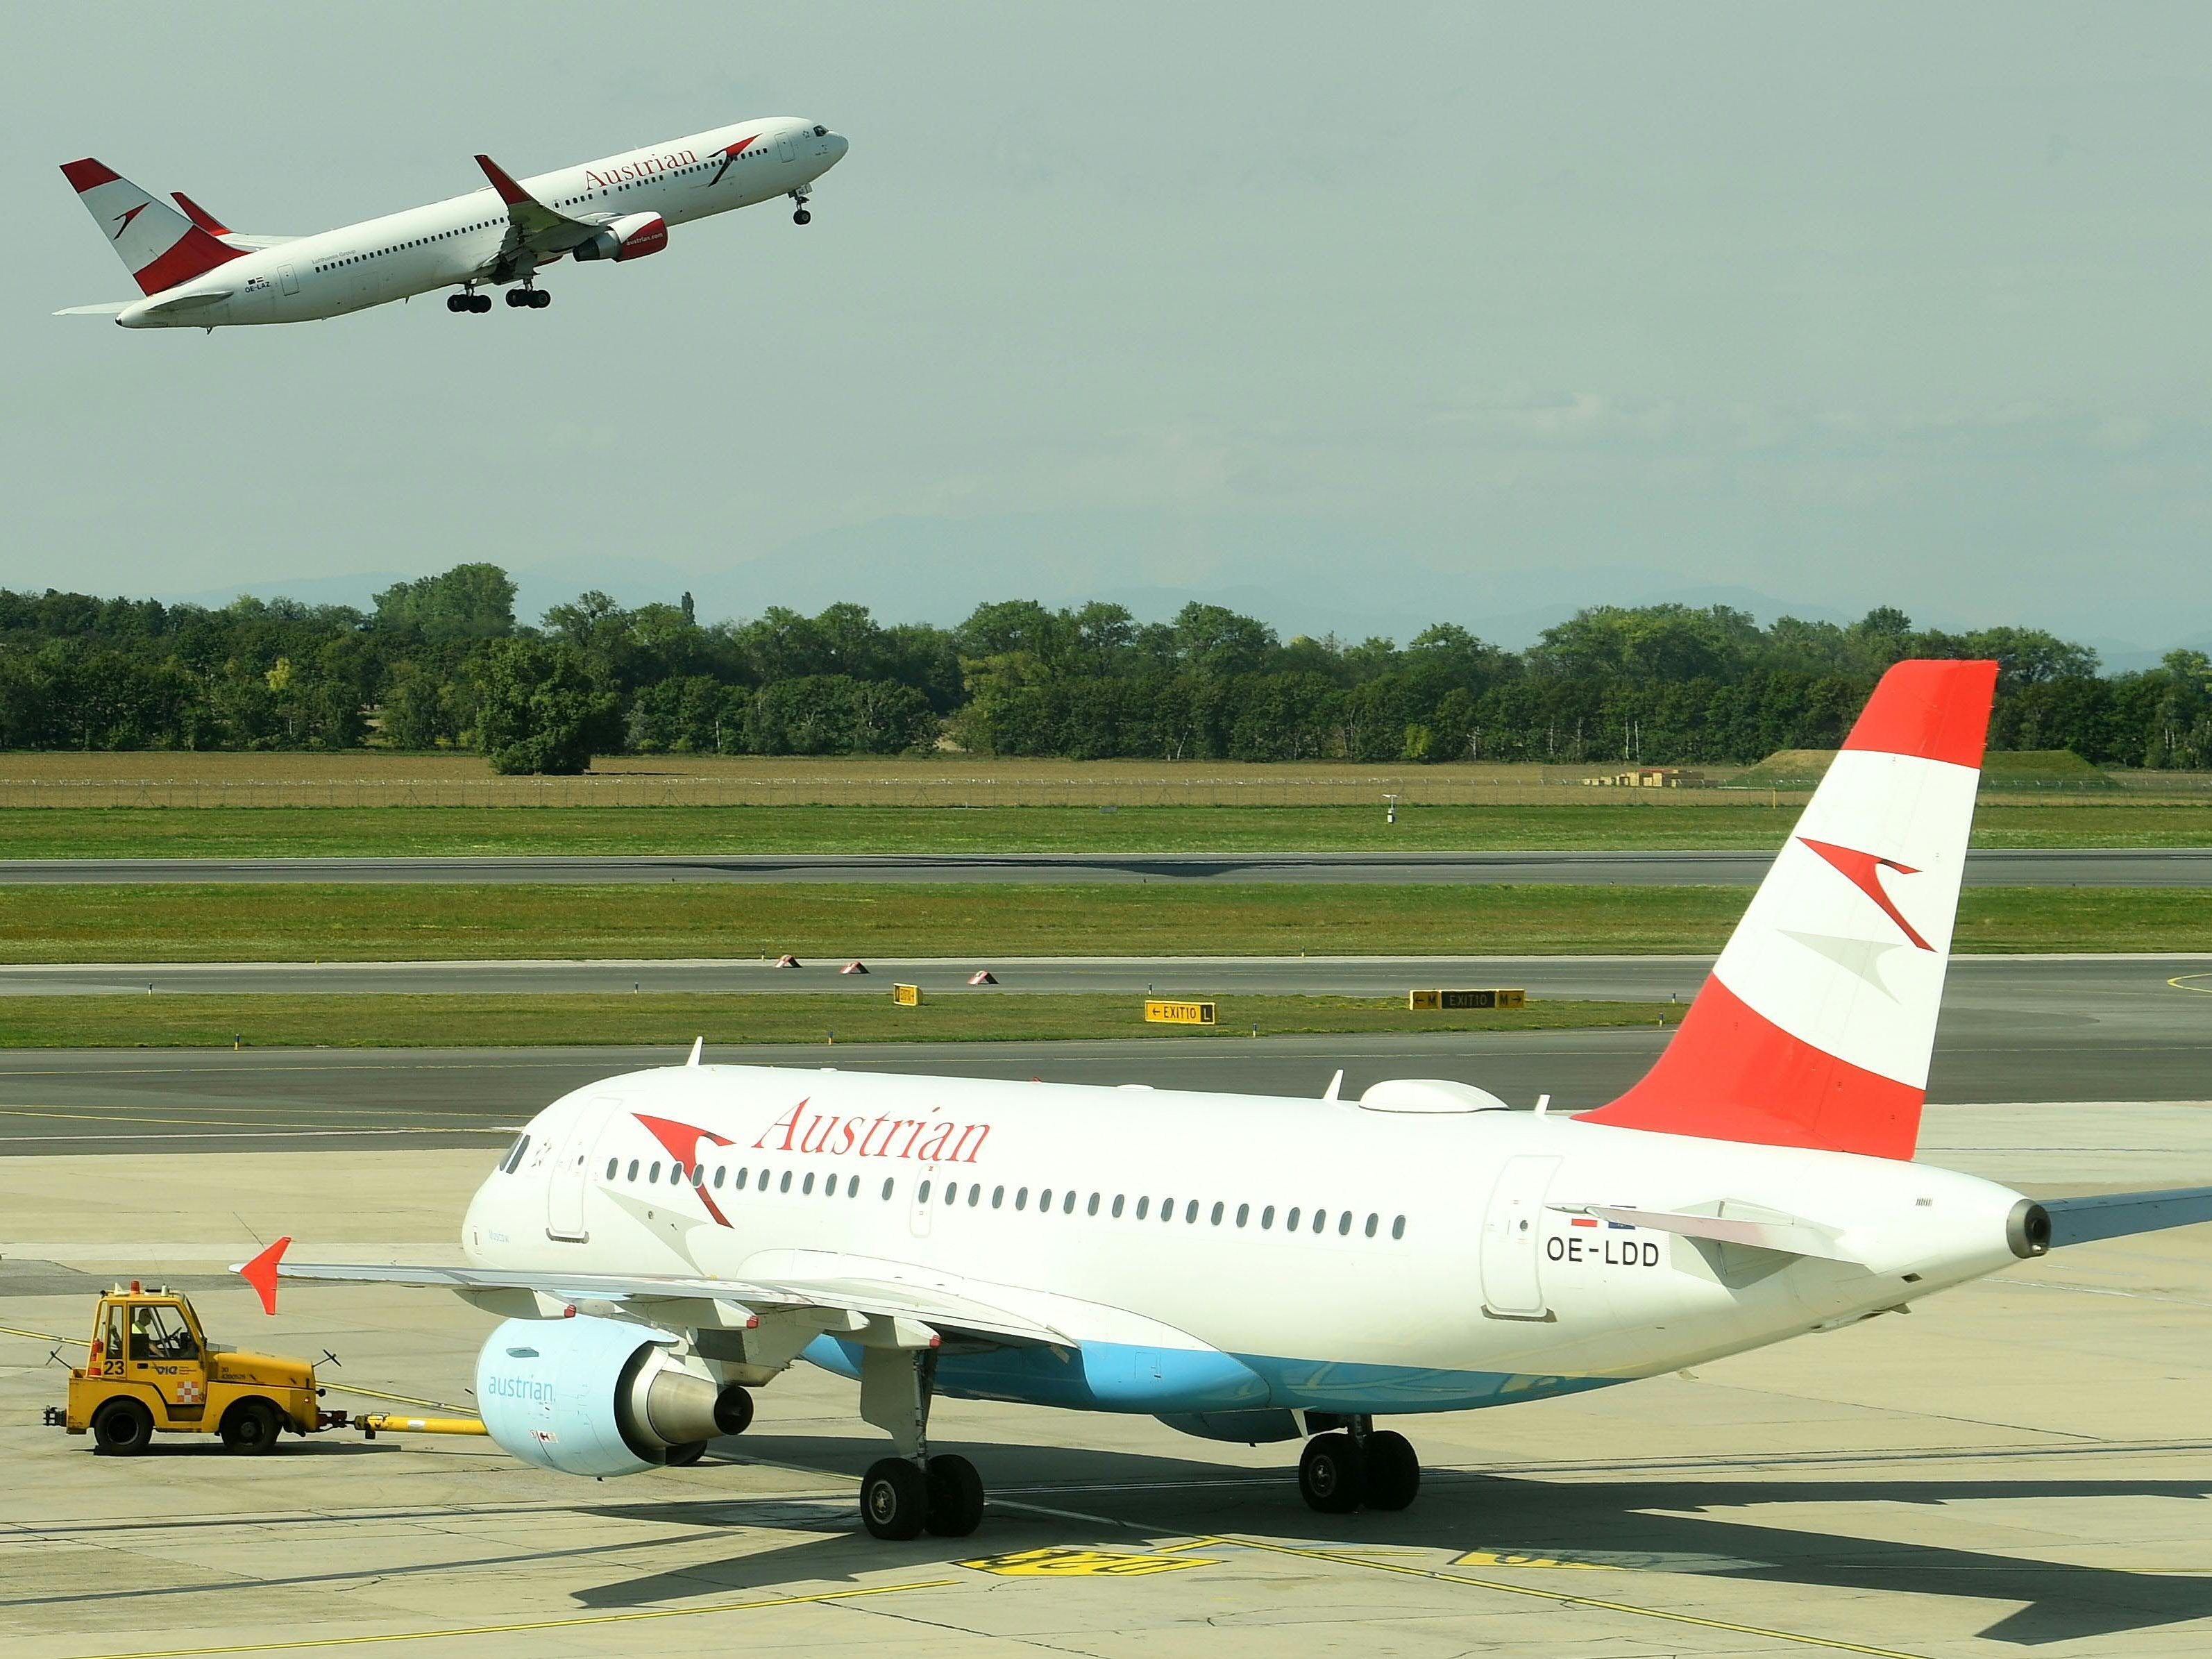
left=2170, top=972, right=2212, bottom=995
left=60, top=1577, right=961, bottom=1659
left=1218, top=1534, right=1934, bottom=1659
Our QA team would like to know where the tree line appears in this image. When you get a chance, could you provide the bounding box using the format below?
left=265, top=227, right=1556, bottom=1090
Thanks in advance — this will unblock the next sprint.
left=0, top=564, right=2205, bottom=772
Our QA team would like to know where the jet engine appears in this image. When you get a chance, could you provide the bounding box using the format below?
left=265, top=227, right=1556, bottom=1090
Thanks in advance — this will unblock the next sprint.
left=570, top=212, right=668, bottom=262
left=475, top=1315, right=748, bottom=1477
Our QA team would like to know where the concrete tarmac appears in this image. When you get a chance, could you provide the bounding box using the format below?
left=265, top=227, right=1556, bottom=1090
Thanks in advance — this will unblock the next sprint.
left=5, top=845, right=2210, bottom=885
left=4, top=1107, right=2211, bottom=1657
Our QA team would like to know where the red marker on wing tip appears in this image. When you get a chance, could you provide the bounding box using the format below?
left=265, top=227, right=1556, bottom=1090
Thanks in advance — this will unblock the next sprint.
left=238, top=1235, right=291, bottom=1315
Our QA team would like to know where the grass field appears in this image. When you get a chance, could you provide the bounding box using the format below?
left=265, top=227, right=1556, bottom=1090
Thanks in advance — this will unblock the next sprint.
left=0, top=801, right=2205, bottom=859
left=0, top=882, right=2203, bottom=961
left=0, top=993, right=1683, bottom=1049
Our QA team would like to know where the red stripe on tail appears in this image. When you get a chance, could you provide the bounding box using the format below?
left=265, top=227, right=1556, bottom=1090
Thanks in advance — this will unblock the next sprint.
left=1841, top=659, right=1998, bottom=768
left=60, top=158, right=120, bottom=192
left=130, top=228, right=246, bottom=296
left=1580, top=977, right=1924, bottom=1159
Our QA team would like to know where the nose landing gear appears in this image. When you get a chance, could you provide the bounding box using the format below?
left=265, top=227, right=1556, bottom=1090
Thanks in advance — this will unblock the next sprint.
left=790, top=187, right=813, bottom=226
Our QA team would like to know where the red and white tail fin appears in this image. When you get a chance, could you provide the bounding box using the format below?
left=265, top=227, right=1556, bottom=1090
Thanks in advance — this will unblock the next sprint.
left=1581, top=659, right=1999, bottom=1161
left=60, top=158, right=244, bottom=294
left=171, top=190, right=232, bottom=236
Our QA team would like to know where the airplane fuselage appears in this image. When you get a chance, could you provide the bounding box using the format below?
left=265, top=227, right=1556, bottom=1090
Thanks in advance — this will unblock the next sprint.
left=464, top=1063, right=2034, bottom=1420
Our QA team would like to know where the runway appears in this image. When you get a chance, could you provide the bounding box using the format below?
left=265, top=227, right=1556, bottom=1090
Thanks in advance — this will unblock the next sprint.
left=3, top=846, right=2209, bottom=886
left=3, top=969, right=2204, bottom=1156
left=5, top=950, right=2205, bottom=1009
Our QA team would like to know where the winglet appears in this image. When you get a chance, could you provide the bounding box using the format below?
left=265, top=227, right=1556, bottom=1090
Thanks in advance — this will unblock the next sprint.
left=686, top=1036, right=704, bottom=1068
left=236, top=1236, right=292, bottom=1315
left=474, top=153, right=530, bottom=205
left=171, top=191, right=230, bottom=236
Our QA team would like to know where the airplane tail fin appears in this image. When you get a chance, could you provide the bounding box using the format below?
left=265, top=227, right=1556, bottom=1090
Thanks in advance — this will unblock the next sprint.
left=171, top=190, right=231, bottom=236
left=1580, top=659, right=1999, bottom=1161
left=60, top=158, right=244, bottom=294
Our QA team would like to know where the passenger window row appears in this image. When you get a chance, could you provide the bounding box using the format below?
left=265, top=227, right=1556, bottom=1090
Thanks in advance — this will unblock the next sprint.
left=600, top=1156, right=1408, bottom=1240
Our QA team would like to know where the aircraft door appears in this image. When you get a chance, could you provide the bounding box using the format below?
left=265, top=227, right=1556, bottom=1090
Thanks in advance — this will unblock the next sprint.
left=776, top=131, right=797, bottom=163
left=1480, top=1155, right=1560, bottom=1320
left=278, top=264, right=299, bottom=296
left=545, top=1097, right=608, bottom=1243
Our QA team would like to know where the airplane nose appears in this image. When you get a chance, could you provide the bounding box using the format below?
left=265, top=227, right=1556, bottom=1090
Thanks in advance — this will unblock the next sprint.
left=826, top=131, right=850, bottom=165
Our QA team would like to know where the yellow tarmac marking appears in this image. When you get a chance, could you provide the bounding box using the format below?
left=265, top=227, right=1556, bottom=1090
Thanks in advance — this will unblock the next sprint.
left=2170, top=972, right=2212, bottom=995
left=1222, top=1534, right=1934, bottom=1659
left=1455, top=1549, right=1616, bottom=1569
left=60, top=1577, right=961, bottom=1659
left=961, top=1546, right=1217, bottom=1577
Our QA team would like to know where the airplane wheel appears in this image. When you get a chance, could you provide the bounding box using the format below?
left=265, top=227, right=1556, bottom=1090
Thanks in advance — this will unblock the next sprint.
left=861, top=1456, right=927, bottom=1540
left=1298, top=1432, right=1366, bottom=1514
left=471, top=294, right=493, bottom=313
left=1364, top=1431, right=1420, bottom=1511
left=92, top=1399, right=154, bottom=1456
left=530, top=289, right=550, bottom=309
left=505, top=288, right=531, bottom=308
left=664, top=1441, right=707, bottom=1467
left=445, top=294, right=466, bottom=313
left=219, top=1399, right=282, bottom=1455
left=793, top=208, right=811, bottom=225
left=923, top=1454, right=985, bottom=1537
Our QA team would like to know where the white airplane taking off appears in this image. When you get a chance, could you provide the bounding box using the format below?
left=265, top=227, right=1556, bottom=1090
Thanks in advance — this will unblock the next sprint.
left=56, top=117, right=847, bottom=329
left=224, top=660, right=2212, bottom=1542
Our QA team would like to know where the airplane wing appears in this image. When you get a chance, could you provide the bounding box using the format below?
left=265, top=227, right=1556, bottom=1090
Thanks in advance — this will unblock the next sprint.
left=474, top=153, right=603, bottom=264
left=2042, top=1186, right=2212, bottom=1248
left=235, top=1239, right=1070, bottom=1349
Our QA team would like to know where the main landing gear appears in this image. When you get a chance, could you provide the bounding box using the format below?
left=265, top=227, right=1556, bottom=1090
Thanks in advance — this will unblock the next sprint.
left=504, top=285, right=550, bottom=309
left=445, top=291, right=493, bottom=314
left=1298, top=1417, right=1420, bottom=1515
left=855, top=1345, right=985, bottom=1540
left=790, top=187, right=813, bottom=226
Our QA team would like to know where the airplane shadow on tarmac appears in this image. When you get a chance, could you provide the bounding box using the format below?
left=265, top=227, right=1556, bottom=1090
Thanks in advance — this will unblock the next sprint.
left=575, top=1433, right=2212, bottom=1648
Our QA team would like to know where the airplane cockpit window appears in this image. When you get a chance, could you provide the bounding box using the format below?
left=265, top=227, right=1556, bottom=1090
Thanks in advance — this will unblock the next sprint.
left=498, top=1134, right=530, bottom=1174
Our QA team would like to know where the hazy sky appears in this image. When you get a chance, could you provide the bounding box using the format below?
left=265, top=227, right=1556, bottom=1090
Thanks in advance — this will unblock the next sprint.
left=9, top=3, right=2210, bottom=656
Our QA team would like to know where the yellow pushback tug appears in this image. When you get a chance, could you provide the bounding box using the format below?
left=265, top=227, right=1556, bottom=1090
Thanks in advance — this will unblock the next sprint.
left=43, top=1282, right=346, bottom=1454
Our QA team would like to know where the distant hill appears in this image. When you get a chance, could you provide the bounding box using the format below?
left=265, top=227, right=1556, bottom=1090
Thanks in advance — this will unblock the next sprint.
left=1736, top=748, right=2112, bottom=789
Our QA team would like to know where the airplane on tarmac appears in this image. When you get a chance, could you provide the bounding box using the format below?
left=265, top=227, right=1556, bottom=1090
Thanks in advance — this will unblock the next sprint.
left=56, top=116, right=847, bottom=330
left=226, top=659, right=2212, bottom=1542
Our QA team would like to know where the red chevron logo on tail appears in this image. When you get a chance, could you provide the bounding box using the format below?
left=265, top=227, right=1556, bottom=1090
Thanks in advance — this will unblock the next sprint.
left=110, top=203, right=146, bottom=240
left=1798, top=836, right=1933, bottom=952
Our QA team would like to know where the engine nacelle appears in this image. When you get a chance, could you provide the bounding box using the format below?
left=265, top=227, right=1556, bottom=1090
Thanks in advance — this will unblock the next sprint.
left=475, top=1315, right=748, bottom=1477
left=570, top=212, right=668, bottom=263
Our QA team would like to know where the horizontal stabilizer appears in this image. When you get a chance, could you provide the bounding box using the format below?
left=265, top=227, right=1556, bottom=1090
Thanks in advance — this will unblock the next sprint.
left=54, top=302, right=131, bottom=316
left=1551, top=1202, right=1864, bottom=1263
left=2043, top=1187, right=2212, bottom=1248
